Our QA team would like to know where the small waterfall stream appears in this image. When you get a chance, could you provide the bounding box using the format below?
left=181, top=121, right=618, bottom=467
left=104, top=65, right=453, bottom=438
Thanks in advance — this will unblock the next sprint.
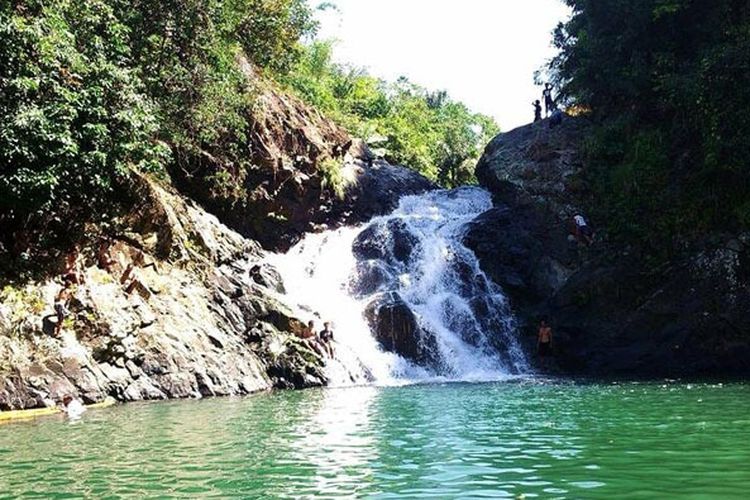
left=267, top=187, right=528, bottom=385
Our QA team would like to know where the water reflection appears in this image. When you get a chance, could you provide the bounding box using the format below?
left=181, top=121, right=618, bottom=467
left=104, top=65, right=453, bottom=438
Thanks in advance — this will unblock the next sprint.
left=281, top=386, right=379, bottom=497
left=1, top=381, right=749, bottom=498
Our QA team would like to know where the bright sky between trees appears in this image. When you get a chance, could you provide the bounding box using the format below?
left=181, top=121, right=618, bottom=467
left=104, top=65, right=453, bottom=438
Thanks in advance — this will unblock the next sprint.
left=314, top=0, right=572, bottom=131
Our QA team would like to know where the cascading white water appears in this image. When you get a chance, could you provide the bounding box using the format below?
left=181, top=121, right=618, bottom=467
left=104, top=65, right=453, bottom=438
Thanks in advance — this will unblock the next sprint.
left=267, top=187, right=528, bottom=386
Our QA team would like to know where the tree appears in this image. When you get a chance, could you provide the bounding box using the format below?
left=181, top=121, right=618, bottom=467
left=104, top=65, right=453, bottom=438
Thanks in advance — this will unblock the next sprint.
left=547, top=0, right=750, bottom=250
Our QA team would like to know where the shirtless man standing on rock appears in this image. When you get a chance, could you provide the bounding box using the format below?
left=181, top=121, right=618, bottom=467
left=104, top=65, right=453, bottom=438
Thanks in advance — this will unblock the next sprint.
left=537, top=319, right=553, bottom=359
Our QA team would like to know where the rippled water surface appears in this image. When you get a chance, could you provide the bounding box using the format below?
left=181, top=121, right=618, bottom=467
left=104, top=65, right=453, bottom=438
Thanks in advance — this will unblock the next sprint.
left=2, top=381, right=750, bottom=498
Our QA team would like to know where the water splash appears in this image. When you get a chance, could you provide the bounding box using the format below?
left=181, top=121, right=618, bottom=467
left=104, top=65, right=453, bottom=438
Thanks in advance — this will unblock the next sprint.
left=267, top=187, right=528, bottom=385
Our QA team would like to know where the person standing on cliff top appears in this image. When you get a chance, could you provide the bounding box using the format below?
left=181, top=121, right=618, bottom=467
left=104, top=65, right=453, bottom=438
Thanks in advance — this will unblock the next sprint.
left=543, top=83, right=555, bottom=117
left=537, top=319, right=552, bottom=358
left=533, top=100, right=542, bottom=122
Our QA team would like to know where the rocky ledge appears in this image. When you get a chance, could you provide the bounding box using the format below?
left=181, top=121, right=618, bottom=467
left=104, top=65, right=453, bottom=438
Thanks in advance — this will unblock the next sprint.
left=0, top=175, right=330, bottom=410
left=467, top=115, right=750, bottom=377
left=170, top=57, right=434, bottom=252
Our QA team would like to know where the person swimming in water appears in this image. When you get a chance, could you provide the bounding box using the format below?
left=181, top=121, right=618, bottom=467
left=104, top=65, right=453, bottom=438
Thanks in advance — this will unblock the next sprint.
left=61, top=395, right=86, bottom=418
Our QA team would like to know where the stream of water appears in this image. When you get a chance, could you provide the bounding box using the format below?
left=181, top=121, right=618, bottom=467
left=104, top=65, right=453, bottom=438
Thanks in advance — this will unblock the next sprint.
left=267, top=187, right=527, bottom=386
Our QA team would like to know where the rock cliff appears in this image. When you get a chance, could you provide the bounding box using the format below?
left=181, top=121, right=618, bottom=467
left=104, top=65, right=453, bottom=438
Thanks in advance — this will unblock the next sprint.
left=0, top=174, right=332, bottom=410
left=469, top=116, right=750, bottom=377
left=0, top=76, right=434, bottom=409
left=170, top=58, right=434, bottom=252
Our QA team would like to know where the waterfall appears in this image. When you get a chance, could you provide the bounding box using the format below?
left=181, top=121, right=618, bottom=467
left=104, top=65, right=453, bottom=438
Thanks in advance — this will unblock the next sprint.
left=267, top=187, right=528, bottom=386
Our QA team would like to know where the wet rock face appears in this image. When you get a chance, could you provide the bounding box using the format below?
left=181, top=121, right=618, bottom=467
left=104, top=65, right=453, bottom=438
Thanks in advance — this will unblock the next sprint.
left=347, top=261, right=394, bottom=299
left=363, top=292, right=439, bottom=368
left=464, top=206, right=576, bottom=311
left=352, top=219, right=419, bottom=265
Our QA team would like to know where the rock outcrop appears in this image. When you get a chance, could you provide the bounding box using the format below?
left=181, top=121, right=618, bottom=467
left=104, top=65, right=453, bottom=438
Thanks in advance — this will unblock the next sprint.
left=0, top=71, right=436, bottom=410
left=0, top=176, right=327, bottom=410
left=170, top=58, right=434, bottom=252
left=469, top=115, right=750, bottom=377
left=363, top=292, right=440, bottom=368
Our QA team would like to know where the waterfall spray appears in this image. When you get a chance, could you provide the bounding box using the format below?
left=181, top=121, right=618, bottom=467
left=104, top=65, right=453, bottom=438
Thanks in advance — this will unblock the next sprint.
left=267, top=187, right=528, bottom=386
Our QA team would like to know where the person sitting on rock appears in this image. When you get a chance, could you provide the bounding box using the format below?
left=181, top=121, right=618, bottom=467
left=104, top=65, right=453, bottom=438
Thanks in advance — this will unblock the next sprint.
left=319, top=321, right=335, bottom=358
left=53, top=277, right=75, bottom=337
left=572, top=214, right=594, bottom=246
left=537, top=319, right=553, bottom=358
left=299, top=320, right=326, bottom=358
left=132, top=249, right=158, bottom=273
left=120, top=254, right=153, bottom=299
left=533, top=100, right=542, bottom=122
left=97, top=239, right=116, bottom=272
left=300, top=320, right=315, bottom=339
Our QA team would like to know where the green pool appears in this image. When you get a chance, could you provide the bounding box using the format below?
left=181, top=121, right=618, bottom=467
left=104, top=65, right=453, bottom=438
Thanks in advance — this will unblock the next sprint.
left=1, top=380, right=749, bottom=498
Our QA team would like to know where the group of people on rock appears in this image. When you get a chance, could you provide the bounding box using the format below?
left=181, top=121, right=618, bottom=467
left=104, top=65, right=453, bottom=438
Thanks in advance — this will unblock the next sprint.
left=533, top=83, right=563, bottom=128
left=51, top=239, right=156, bottom=337
left=298, top=319, right=336, bottom=360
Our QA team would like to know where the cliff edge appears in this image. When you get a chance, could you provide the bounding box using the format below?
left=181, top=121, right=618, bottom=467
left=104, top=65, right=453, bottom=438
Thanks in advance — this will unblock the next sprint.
left=468, top=116, right=750, bottom=377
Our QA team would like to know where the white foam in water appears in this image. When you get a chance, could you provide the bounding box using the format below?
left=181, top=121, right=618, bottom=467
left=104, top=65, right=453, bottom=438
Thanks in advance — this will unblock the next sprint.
left=267, top=187, right=528, bottom=386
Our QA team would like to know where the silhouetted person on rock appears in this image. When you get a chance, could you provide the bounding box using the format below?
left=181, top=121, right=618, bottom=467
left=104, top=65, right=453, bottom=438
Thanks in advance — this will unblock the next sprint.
left=537, top=319, right=552, bottom=358
left=533, top=100, right=542, bottom=122
left=543, top=83, right=555, bottom=116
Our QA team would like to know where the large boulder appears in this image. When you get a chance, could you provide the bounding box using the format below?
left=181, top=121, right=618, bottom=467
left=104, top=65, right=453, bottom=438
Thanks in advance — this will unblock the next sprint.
left=471, top=117, right=750, bottom=377
left=0, top=178, right=328, bottom=410
left=363, top=292, right=439, bottom=367
left=352, top=218, right=420, bottom=265
left=347, top=260, right=395, bottom=298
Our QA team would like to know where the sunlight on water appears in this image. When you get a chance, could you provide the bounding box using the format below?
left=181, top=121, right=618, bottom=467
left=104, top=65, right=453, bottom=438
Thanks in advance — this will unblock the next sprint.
left=2, top=381, right=750, bottom=498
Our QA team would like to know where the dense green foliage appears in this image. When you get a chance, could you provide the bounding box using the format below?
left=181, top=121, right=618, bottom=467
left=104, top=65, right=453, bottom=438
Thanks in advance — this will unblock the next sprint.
left=0, top=1, right=165, bottom=232
left=1, top=0, right=499, bottom=270
left=283, top=41, right=499, bottom=186
left=549, top=0, right=750, bottom=252
left=0, top=0, right=315, bottom=255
